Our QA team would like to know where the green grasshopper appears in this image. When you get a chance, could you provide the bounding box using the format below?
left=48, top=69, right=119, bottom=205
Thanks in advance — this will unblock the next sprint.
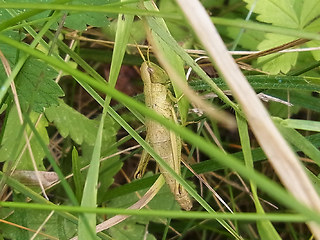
left=134, top=59, right=192, bottom=211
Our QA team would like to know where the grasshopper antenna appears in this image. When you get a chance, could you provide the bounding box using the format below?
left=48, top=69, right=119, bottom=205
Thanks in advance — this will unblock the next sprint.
left=134, top=40, right=146, bottom=62
left=146, top=45, right=151, bottom=63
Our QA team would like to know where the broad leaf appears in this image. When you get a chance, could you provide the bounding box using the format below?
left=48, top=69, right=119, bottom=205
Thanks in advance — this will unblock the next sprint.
left=257, top=34, right=298, bottom=74
left=64, top=0, right=111, bottom=31
left=0, top=105, right=49, bottom=171
left=107, top=180, right=179, bottom=240
left=109, top=220, right=156, bottom=240
left=1, top=0, right=111, bottom=31
left=244, top=0, right=299, bottom=28
left=45, top=99, right=101, bottom=145
left=299, top=0, right=320, bottom=28
left=243, top=0, right=320, bottom=73
left=0, top=33, right=63, bottom=113
left=0, top=198, right=76, bottom=239
left=0, top=31, right=25, bottom=83
left=45, top=99, right=121, bottom=198
left=16, top=58, right=64, bottom=113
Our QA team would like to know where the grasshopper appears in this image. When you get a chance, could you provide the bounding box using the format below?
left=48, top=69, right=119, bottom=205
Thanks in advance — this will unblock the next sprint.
left=134, top=59, right=192, bottom=211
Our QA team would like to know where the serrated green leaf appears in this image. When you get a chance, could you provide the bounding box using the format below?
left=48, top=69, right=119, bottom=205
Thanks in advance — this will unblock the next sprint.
left=16, top=58, right=64, bottom=113
left=0, top=105, right=49, bottom=171
left=0, top=34, right=62, bottom=114
left=225, top=26, right=264, bottom=50
left=108, top=177, right=179, bottom=222
left=0, top=31, right=25, bottom=82
left=300, top=0, right=320, bottom=28
left=106, top=182, right=177, bottom=240
left=0, top=0, right=56, bottom=29
left=45, top=99, right=101, bottom=145
left=1, top=0, right=110, bottom=31
left=306, top=40, right=320, bottom=60
left=0, top=203, right=76, bottom=240
left=64, top=0, right=111, bottom=31
left=243, top=0, right=320, bottom=73
left=45, top=98, right=121, bottom=203
left=243, top=0, right=299, bottom=28
left=257, top=34, right=298, bottom=74
left=64, top=12, right=110, bottom=31
left=109, top=220, right=156, bottom=240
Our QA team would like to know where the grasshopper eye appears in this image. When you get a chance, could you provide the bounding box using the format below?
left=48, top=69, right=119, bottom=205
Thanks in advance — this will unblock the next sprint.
left=147, top=67, right=154, bottom=75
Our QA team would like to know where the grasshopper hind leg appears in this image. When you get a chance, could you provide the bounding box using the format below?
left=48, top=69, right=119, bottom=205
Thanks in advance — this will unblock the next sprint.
left=134, top=133, right=152, bottom=179
left=134, top=149, right=151, bottom=179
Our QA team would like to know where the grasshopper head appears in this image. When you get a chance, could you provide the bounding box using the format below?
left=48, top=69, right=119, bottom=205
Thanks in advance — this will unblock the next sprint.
left=145, top=62, right=170, bottom=84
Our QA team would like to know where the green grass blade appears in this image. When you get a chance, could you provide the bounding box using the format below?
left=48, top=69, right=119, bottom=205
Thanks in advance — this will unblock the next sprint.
left=0, top=0, right=72, bottom=32
left=211, top=17, right=320, bottom=41
left=72, top=147, right=83, bottom=203
left=78, top=8, right=134, bottom=238
left=236, top=113, right=281, bottom=240
left=190, top=75, right=320, bottom=92
left=0, top=201, right=312, bottom=223
left=0, top=2, right=179, bottom=19
left=281, top=119, right=320, bottom=132
left=106, top=6, right=134, bottom=105
left=274, top=117, right=320, bottom=167
left=78, top=118, right=104, bottom=239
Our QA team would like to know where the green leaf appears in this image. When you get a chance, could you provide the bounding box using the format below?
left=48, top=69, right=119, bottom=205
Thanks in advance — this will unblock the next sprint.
left=0, top=201, right=76, bottom=240
left=265, top=89, right=320, bottom=112
left=281, top=119, right=320, bottom=132
left=236, top=113, right=281, bottom=240
left=243, top=0, right=320, bottom=73
left=16, top=58, right=64, bottom=113
left=306, top=40, right=320, bottom=60
left=225, top=26, right=264, bottom=50
left=256, top=34, right=298, bottom=74
left=72, top=146, right=83, bottom=202
left=78, top=9, right=131, bottom=237
left=299, top=0, right=320, bottom=28
left=63, top=0, right=111, bottom=31
left=107, top=178, right=178, bottom=240
left=190, top=75, right=320, bottom=92
left=0, top=31, right=25, bottom=83
left=243, top=0, right=299, bottom=28
left=108, top=220, right=156, bottom=240
left=273, top=117, right=320, bottom=167
left=45, top=99, right=101, bottom=145
left=0, top=105, right=49, bottom=171
left=1, top=0, right=111, bottom=31
left=108, top=175, right=180, bottom=212
left=77, top=109, right=120, bottom=239
left=256, top=219, right=282, bottom=240
left=81, top=140, right=122, bottom=205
